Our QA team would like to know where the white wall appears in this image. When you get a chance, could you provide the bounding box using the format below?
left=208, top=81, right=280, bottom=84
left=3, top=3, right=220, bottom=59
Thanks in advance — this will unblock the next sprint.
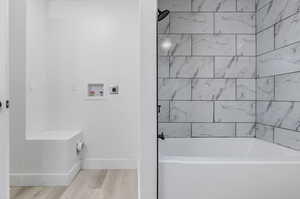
left=46, top=0, right=140, bottom=168
left=26, top=0, right=49, bottom=135
left=10, top=0, right=158, bottom=195
left=11, top=0, right=140, bottom=175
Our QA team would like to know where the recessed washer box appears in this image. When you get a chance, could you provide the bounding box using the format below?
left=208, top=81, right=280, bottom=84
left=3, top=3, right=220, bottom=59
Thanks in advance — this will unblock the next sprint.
left=86, top=83, right=105, bottom=100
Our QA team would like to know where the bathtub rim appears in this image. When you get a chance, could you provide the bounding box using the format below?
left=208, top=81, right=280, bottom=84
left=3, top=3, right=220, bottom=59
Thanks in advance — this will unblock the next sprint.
left=159, top=138, right=300, bottom=164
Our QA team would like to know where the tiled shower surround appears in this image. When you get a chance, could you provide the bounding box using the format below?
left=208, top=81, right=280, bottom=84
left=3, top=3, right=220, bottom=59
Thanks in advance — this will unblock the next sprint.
left=256, top=0, right=300, bottom=150
left=158, top=0, right=300, bottom=151
left=158, top=0, right=257, bottom=138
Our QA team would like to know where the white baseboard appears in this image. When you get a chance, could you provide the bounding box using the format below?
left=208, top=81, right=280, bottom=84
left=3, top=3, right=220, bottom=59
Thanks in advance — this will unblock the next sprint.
left=10, top=162, right=81, bottom=186
left=10, top=159, right=137, bottom=186
left=82, top=158, right=137, bottom=169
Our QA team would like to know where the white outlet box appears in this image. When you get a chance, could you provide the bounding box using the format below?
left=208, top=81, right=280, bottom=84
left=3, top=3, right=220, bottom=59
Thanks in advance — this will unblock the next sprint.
left=109, top=85, right=119, bottom=95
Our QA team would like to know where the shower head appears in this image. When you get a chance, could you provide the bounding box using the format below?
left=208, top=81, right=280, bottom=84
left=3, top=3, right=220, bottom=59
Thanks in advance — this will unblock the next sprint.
left=158, top=9, right=170, bottom=22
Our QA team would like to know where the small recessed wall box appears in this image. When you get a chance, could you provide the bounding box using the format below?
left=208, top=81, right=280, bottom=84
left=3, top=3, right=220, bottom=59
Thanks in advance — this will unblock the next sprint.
left=87, top=83, right=104, bottom=99
left=109, top=85, right=119, bottom=95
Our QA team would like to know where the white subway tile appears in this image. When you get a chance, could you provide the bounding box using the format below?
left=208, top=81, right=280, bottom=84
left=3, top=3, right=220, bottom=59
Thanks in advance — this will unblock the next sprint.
left=238, top=0, right=256, bottom=12
left=257, top=43, right=300, bottom=77
left=257, top=101, right=300, bottom=131
left=237, top=35, right=256, bottom=56
left=257, top=0, right=300, bottom=31
left=158, top=101, right=170, bottom=122
left=237, top=79, right=256, bottom=100
left=170, top=101, right=213, bottom=122
left=256, top=0, right=272, bottom=10
left=256, top=124, right=274, bottom=143
left=158, top=57, right=169, bottom=78
left=158, top=79, right=191, bottom=100
left=215, top=13, right=255, bottom=34
left=275, top=128, right=300, bottom=150
left=192, top=34, right=235, bottom=56
left=275, top=12, right=300, bottom=49
left=236, top=123, right=256, bottom=137
left=158, top=34, right=191, bottom=56
left=275, top=72, right=300, bottom=101
left=159, top=123, right=191, bottom=138
left=170, top=13, right=213, bottom=33
left=192, top=123, right=235, bottom=137
left=257, top=77, right=274, bottom=100
left=215, top=57, right=256, bottom=78
left=215, top=101, right=256, bottom=122
left=257, top=26, right=274, bottom=55
left=192, top=79, right=236, bottom=100
left=192, top=0, right=236, bottom=12
left=159, top=0, right=191, bottom=11
left=170, top=57, right=214, bottom=78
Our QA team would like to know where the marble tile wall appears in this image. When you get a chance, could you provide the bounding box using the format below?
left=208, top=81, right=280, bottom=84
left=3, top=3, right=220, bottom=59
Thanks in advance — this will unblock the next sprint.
left=256, top=0, right=300, bottom=150
left=158, top=0, right=256, bottom=138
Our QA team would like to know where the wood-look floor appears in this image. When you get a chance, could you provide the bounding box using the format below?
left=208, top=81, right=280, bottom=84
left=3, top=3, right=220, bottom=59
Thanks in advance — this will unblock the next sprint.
left=10, top=170, right=137, bottom=199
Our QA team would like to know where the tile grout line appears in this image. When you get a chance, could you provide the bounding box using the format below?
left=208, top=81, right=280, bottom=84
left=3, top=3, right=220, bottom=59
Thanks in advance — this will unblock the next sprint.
left=190, top=122, right=193, bottom=138
left=213, top=101, right=215, bottom=123
left=169, top=11, right=256, bottom=14
left=158, top=55, right=256, bottom=57
left=190, top=79, right=193, bottom=100
left=235, top=122, right=237, bottom=137
left=273, top=24, right=276, bottom=50
left=157, top=77, right=256, bottom=80
left=235, top=78, right=238, bottom=100
left=235, top=34, right=238, bottom=56
left=256, top=122, right=300, bottom=135
left=213, top=56, right=216, bottom=78
left=258, top=70, right=300, bottom=79
left=158, top=33, right=255, bottom=36
left=256, top=0, right=272, bottom=12
left=213, top=12, right=216, bottom=34
left=256, top=10, right=300, bottom=34
left=168, top=100, right=171, bottom=122
left=272, top=127, right=275, bottom=143
left=191, top=34, right=193, bottom=56
left=273, top=75, right=276, bottom=100
left=159, top=99, right=300, bottom=102
left=161, top=121, right=257, bottom=123
left=255, top=4, right=258, bottom=137
left=257, top=39, right=300, bottom=57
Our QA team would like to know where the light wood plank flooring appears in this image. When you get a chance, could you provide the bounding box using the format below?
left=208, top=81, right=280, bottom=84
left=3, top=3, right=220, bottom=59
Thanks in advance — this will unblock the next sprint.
left=10, top=170, right=137, bottom=199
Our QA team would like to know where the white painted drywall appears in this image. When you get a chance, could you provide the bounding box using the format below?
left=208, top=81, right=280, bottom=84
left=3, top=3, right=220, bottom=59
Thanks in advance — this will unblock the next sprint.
left=45, top=0, right=140, bottom=168
left=26, top=0, right=49, bottom=135
left=10, top=0, right=140, bottom=177
left=10, top=0, right=158, bottom=195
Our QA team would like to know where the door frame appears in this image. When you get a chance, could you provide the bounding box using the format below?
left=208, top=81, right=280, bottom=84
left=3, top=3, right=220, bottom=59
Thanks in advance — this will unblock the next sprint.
left=138, top=0, right=157, bottom=199
left=0, top=0, right=9, bottom=198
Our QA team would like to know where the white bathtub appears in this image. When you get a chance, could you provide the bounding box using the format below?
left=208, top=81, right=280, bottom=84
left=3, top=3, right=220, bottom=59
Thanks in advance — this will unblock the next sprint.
left=159, top=138, right=300, bottom=199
